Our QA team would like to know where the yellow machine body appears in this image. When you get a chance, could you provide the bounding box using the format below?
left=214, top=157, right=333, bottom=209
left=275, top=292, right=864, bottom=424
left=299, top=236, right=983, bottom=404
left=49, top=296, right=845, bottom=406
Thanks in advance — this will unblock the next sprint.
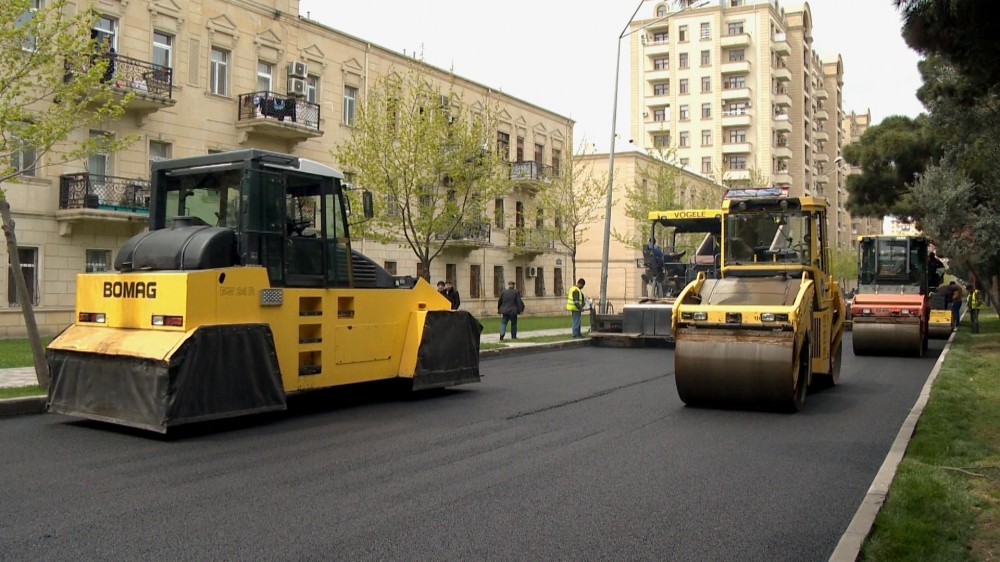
left=671, top=190, right=845, bottom=411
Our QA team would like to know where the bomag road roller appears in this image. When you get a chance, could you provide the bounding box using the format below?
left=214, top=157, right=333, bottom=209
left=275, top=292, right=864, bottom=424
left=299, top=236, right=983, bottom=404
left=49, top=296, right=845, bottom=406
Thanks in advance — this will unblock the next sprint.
left=590, top=209, right=721, bottom=346
left=671, top=188, right=846, bottom=411
left=46, top=150, right=482, bottom=432
left=850, top=235, right=931, bottom=357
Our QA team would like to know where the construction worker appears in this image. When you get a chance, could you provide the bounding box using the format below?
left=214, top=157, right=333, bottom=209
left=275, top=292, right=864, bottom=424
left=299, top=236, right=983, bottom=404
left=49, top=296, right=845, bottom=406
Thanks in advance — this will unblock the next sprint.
left=967, top=284, right=983, bottom=334
left=566, top=278, right=586, bottom=338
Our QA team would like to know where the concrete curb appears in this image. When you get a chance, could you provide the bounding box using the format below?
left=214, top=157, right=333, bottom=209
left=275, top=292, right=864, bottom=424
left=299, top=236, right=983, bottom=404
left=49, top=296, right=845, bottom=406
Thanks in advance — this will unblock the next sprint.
left=480, top=338, right=591, bottom=360
left=0, top=395, right=46, bottom=417
left=828, top=330, right=956, bottom=561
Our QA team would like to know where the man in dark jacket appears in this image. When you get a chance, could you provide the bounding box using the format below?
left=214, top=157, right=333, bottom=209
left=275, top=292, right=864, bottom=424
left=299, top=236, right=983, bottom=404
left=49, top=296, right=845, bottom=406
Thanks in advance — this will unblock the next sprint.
left=498, top=281, right=525, bottom=340
left=443, top=281, right=461, bottom=310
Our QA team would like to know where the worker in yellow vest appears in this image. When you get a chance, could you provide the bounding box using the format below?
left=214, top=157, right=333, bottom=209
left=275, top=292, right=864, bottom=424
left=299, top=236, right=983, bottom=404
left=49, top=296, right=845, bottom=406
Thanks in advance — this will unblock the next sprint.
left=967, top=284, right=983, bottom=334
left=566, top=278, right=586, bottom=338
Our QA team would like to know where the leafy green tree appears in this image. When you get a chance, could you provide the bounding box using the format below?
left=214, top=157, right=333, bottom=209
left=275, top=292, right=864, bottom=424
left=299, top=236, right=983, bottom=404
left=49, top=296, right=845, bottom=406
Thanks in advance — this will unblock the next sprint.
left=536, top=142, right=606, bottom=281
left=2, top=0, right=132, bottom=387
left=334, top=68, right=509, bottom=280
left=831, top=246, right=858, bottom=290
left=611, top=147, right=686, bottom=250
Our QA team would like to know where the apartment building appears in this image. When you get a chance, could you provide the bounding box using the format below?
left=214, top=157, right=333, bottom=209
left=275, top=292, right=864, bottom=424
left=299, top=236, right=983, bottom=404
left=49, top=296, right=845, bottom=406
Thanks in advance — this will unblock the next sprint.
left=629, top=0, right=855, bottom=246
left=575, top=150, right=727, bottom=307
left=842, top=109, right=882, bottom=244
left=0, top=0, right=573, bottom=337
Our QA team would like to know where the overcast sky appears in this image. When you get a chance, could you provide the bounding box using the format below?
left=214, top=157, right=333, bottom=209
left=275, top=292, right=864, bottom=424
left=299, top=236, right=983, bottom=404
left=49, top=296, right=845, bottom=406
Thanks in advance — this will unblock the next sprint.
left=298, top=0, right=924, bottom=153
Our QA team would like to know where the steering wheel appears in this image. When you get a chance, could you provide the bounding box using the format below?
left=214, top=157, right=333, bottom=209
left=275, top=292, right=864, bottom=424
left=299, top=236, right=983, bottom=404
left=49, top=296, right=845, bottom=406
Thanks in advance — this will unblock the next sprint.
left=288, top=219, right=312, bottom=236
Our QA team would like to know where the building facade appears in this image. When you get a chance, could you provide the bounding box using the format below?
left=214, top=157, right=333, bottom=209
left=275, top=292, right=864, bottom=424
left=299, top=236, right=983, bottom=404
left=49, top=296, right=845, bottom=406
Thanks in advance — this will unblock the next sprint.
left=575, top=151, right=727, bottom=308
left=629, top=0, right=856, bottom=247
left=0, top=0, right=573, bottom=336
left=842, top=109, right=882, bottom=245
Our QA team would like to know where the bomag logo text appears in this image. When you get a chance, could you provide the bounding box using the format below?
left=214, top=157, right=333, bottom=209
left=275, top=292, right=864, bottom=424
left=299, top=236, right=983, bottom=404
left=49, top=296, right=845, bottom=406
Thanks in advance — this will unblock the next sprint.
left=103, top=281, right=157, bottom=299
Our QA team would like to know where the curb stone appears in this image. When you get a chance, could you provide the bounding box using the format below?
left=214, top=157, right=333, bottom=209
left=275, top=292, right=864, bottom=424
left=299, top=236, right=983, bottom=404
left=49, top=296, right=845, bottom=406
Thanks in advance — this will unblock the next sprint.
left=0, top=396, right=46, bottom=417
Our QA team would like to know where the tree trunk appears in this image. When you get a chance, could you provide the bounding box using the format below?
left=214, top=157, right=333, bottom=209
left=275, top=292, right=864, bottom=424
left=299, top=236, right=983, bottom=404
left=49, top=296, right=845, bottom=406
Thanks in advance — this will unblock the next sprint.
left=0, top=197, right=50, bottom=388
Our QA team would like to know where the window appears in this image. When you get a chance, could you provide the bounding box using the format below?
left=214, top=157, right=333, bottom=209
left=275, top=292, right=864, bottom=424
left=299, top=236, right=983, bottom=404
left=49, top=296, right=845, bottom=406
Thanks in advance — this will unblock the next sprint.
left=678, top=25, right=688, bottom=42
left=729, top=129, right=747, bottom=143
left=652, top=31, right=669, bottom=43
left=701, top=103, right=711, bottom=119
left=653, top=134, right=670, bottom=147
left=7, top=247, right=38, bottom=306
left=702, top=156, right=713, bottom=173
left=20, top=0, right=42, bottom=51
left=516, top=136, right=524, bottom=161
left=552, top=149, right=561, bottom=177
left=85, top=249, right=111, bottom=273
left=210, top=47, right=229, bottom=96
left=724, top=76, right=746, bottom=89
left=88, top=131, right=110, bottom=177
left=384, top=261, right=397, bottom=275
left=679, top=158, right=689, bottom=167
left=534, top=143, right=544, bottom=165
left=679, top=53, right=689, bottom=68
left=497, top=131, right=510, bottom=159
left=700, top=50, right=711, bottom=66
left=10, top=137, right=37, bottom=177
left=653, top=108, right=666, bottom=121
left=701, top=130, right=712, bottom=146
left=728, top=22, right=744, bottom=36
left=679, top=131, right=689, bottom=147
left=727, top=155, right=748, bottom=170
left=149, top=140, right=171, bottom=163
left=446, top=263, right=457, bottom=285
left=257, top=61, right=273, bottom=92
left=701, top=76, right=711, bottom=93
left=534, top=267, right=545, bottom=297
left=729, top=49, right=745, bottom=62
left=343, top=85, right=357, bottom=125
left=152, top=31, right=173, bottom=68
left=656, top=5, right=667, bottom=17
left=306, top=75, right=319, bottom=104
left=700, top=22, right=711, bottom=40
left=653, top=82, right=669, bottom=96
left=470, top=264, right=481, bottom=299
left=494, top=198, right=505, bottom=228
left=653, top=57, right=669, bottom=70
left=536, top=208, right=544, bottom=229
left=679, top=105, right=689, bottom=120
left=493, top=266, right=505, bottom=297
left=92, top=15, right=117, bottom=50
left=554, top=267, right=564, bottom=296
left=679, top=79, right=689, bottom=94
left=416, top=262, right=427, bottom=280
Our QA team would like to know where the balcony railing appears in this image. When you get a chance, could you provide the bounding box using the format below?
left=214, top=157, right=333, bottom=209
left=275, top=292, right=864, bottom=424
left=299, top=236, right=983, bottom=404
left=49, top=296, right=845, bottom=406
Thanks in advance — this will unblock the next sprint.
left=238, top=91, right=321, bottom=131
left=509, top=161, right=553, bottom=182
left=435, top=222, right=492, bottom=244
left=66, top=52, right=173, bottom=99
left=59, top=173, right=150, bottom=213
left=508, top=227, right=555, bottom=251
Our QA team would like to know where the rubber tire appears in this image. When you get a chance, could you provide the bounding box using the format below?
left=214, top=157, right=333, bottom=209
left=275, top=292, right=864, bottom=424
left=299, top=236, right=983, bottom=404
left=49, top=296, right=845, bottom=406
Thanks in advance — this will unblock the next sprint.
left=812, top=340, right=842, bottom=389
left=787, top=341, right=809, bottom=412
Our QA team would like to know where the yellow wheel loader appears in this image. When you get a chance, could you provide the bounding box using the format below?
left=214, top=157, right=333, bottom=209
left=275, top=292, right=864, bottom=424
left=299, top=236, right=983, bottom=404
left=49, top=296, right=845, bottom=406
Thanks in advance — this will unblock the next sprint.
left=671, top=188, right=846, bottom=411
left=46, top=150, right=482, bottom=432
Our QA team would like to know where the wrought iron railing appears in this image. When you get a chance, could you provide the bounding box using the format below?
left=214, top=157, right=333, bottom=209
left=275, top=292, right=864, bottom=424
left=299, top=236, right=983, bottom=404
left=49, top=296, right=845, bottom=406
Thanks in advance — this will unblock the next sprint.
left=509, top=161, right=553, bottom=182
left=66, top=52, right=173, bottom=98
left=508, top=227, right=555, bottom=251
left=59, top=173, right=150, bottom=213
left=435, top=222, right=491, bottom=244
left=238, top=91, right=321, bottom=131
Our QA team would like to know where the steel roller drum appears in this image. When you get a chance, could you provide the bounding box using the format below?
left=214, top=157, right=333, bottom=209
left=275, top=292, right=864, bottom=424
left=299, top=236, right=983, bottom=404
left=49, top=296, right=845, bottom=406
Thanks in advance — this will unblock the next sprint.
left=851, top=320, right=923, bottom=356
left=674, top=328, right=799, bottom=407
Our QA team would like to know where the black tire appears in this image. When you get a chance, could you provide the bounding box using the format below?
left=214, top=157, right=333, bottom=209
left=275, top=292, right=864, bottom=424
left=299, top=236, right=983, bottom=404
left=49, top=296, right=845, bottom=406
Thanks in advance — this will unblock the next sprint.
left=812, top=340, right=842, bottom=389
left=787, top=341, right=809, bottom=412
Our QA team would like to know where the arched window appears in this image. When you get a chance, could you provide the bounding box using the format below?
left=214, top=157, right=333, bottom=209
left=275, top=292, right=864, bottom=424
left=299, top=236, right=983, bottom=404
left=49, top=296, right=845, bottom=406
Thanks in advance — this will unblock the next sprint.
left=656, top=5, right=667, bottom=16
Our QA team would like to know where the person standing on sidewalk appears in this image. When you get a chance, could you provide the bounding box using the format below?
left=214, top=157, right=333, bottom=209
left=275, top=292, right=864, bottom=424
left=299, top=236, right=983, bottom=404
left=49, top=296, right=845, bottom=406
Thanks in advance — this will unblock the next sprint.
left=497, top=281, right=525, bottom=341
left=967, top=284, right=983, bottom=334
left=442, top=280, right=461, bottom=310
left=566, top=278, right=586, bottom=338
left=951, top=281, right=964, bottom=329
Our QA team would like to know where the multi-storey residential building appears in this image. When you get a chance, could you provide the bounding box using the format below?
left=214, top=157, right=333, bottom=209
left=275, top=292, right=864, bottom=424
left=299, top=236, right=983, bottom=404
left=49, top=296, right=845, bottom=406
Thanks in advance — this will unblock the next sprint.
left=629, top=0, right=858, bottom=245
left=842, top=109, right=882, bottom=245
left=0, top=0, right=573, bottom=336
left=575, top=150, right=726, bottom=307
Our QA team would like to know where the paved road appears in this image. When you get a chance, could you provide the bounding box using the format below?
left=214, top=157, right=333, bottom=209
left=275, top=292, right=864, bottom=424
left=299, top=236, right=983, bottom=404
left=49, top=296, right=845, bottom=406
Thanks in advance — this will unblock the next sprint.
left=0, top=334, right=940, bottom=560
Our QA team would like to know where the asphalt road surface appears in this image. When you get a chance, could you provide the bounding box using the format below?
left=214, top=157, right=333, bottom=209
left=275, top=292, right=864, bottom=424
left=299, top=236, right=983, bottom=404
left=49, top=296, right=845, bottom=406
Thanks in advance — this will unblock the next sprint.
left=1, top=333, right=942, bottom=561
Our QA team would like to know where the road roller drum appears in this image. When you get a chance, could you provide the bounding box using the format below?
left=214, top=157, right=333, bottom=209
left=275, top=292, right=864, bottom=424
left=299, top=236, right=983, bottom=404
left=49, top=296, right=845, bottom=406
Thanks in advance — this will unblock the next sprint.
left=852, top=321, right=924, bottom=357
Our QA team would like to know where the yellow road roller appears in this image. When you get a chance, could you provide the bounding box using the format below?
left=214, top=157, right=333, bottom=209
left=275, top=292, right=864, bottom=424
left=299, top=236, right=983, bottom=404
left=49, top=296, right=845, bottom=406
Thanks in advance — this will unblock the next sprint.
left=671, top=188, right=845, bottom=411
left=46, top=150, right=482, bottom=432
left=850, top=235, right=931, bottom=357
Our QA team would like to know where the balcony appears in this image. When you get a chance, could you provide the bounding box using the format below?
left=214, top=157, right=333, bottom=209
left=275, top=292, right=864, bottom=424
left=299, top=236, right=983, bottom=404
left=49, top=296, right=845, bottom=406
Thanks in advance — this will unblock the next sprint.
left=815, top=88, right=829, bottom=100
left=772, top=170, right=792, bottom=185
left=721, top=86, right=752, bottom=101
left=644, top=40, right=671, bottom=56
left=721, top=109, right=752, bottom=127
left=720, top=60, right=751, bottom=74
left=814, top=152, right=829, bottom=163
left=721, top=142, right=752, bottom=154
left=68, top=53, right=176, bottom=120
left=721, top=33, right=751, bottom=48
left=773, top=113, right=792, bottom=132
left=771, top=33, right=790, bottom=55
left=816, top=173, right=830, bottom=184
left=773, top=91, right=792, bottom=107
left=236, top=91, right=322, bottom=143
left=773, top=67, right=792, bottom=82
left=724, top=169, right=751, bottom=182
left=57, top=173, right=151, bottom=233
left=436, top=221, right=492, bottom=249
left=815, top=109, right=829, bottom=121
left=509, top=161, right=553, bottom=192
left=508, top=227, right=555, bottom=256
left=647, top=93, right=671, bottom=106
left=814, top=130, right=829, bottom=142
left=646, top=68, right=670, bottom=81
left=772, top=145, right=793, bottom=159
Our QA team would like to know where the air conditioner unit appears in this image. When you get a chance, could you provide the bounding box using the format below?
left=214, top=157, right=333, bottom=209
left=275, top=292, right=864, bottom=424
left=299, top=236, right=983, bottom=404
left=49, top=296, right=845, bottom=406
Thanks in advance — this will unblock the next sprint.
left=527, top=266, right=537, bottom=277
left=287, top=77, right=306, bottom=97
left=287, top=60, right=307, bottom=78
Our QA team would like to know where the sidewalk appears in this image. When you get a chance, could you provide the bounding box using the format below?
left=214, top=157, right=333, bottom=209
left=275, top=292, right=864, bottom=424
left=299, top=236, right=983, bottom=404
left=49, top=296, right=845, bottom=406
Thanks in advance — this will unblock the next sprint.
left=0, top=329, right=585, bottom=389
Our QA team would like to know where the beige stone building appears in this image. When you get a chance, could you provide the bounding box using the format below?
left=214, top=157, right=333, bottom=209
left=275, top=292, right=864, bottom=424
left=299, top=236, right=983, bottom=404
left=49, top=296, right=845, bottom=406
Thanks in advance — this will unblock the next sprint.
left=629, top=0, right=856, bottom=248
left=575, top=150, right=727, bottom=308
left=842, top=109, right=882, bottom=245
left=0, top=0, right=574, bottom=337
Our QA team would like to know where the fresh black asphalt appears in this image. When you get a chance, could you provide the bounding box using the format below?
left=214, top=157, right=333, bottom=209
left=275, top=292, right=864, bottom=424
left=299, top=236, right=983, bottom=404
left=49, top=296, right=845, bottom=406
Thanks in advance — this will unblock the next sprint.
left=0, top=333, right=940, bottom=560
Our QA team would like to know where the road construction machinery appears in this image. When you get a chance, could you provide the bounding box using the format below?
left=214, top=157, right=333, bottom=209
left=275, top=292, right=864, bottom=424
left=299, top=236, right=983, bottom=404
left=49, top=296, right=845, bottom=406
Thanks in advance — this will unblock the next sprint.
left=850, top=235, right=931, bottom=356
left=672, top=188, right=846, bottom=411
left=46, top=150, right=482, bottom=432
left=590, top=209, right=721, bottom=346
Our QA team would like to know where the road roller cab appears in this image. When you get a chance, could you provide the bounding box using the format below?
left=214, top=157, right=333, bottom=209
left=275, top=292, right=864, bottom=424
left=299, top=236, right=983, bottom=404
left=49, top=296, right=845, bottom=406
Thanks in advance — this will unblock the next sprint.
left=671, top=188, right=845, bottom=411
left=850, top=235, right=931, bottom=356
